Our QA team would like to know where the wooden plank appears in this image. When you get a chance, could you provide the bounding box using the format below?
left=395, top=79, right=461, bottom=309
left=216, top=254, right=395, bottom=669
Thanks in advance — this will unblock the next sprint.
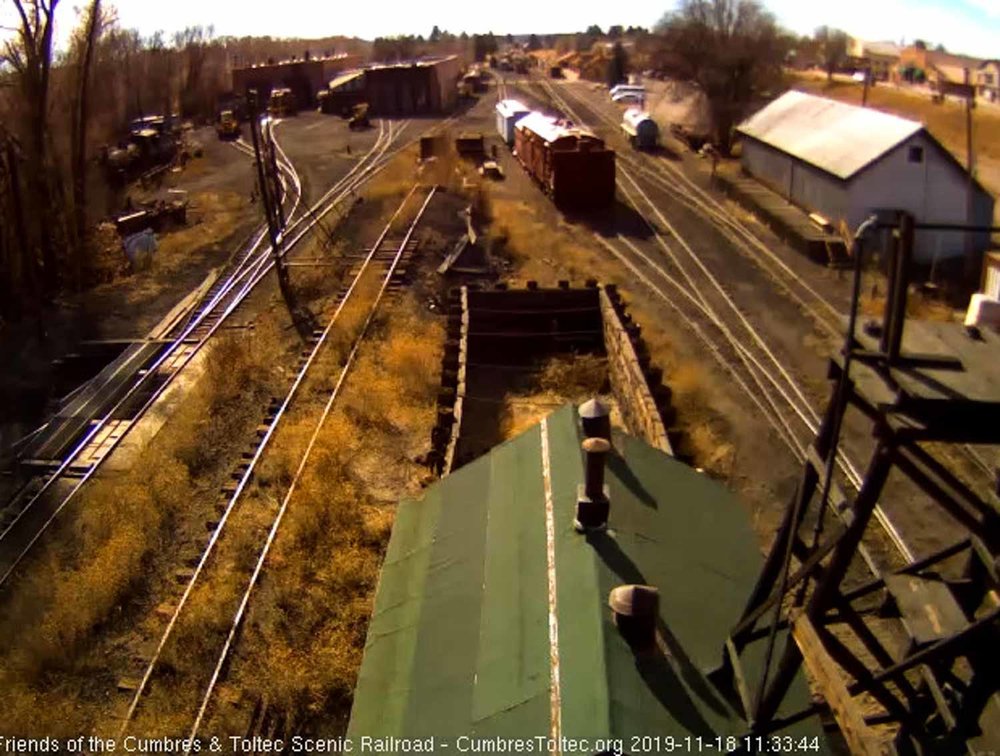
left=791, top=611, right=884, bottom=756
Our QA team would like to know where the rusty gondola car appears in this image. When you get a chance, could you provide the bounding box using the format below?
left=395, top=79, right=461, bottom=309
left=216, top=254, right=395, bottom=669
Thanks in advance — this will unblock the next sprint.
left=513, top=111, right=615, bottom=211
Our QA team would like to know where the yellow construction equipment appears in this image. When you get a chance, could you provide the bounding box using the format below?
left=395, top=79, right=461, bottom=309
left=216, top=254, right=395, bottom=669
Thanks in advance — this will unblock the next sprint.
left=216, top=110, right=240, bottom=140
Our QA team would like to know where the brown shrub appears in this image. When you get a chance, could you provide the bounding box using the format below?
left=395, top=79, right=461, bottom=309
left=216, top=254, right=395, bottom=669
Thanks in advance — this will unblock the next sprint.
left=226, top=296, right=443, bottom=731
left=538, top=354, right=607, bottom=399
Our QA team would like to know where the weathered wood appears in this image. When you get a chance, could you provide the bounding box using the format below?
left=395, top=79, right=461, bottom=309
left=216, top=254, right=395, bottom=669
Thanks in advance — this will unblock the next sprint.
left=885, top=574, right=969, bottom=647
left=791, top=611, right=885, bottom=756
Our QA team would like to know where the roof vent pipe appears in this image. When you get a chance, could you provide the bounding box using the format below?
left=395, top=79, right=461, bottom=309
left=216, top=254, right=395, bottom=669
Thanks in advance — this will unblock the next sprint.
left=578, top=397, right=611, bottom=441
left=609, top=584, right=659, bottom=651
left=575, top=437, right=611, bottom=532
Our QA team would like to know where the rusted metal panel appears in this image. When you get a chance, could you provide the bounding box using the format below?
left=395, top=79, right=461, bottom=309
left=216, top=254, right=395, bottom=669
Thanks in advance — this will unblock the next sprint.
left=514, top=113, right=616, bottom=211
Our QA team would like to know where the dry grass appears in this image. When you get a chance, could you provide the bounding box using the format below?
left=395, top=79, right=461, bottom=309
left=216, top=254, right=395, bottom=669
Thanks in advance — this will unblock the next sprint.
left=790, top=75, right=1000, bottom=164
left=858, top=277, right=957, bottom=322
left=488, top=196, right=607, bottom=283
left=0, top=317, right=288, bottom=735
left=538, top=354, right=607, bottom=398
left=226, top=297, right=443, bottom=733
left=156, top=192, right=249, bottom=261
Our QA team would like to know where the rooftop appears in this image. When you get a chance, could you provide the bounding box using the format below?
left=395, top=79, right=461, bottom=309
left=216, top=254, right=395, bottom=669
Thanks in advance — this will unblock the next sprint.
left=495, top=99, right=530, bottom=118
left=737, top=90, right=924, bottom=180
left=328, top=70, right=364, bottom=90
left=348, top=404, right=822, bottom=744
left=367, top=55, right=458, bottom=71
left=515, top=111, right=600, bottom=145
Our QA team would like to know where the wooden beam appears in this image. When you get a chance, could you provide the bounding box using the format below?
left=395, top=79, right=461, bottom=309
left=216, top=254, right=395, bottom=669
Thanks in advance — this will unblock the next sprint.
left=791, top=611, right=884, bottom=756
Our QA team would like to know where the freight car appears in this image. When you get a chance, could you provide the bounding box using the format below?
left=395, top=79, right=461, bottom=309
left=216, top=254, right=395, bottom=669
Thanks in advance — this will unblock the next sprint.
left=513, top=111, right=615, bottom=211
left=621, top=108, right=658, bottom=150
left=495, top=98, right=530, bottom=146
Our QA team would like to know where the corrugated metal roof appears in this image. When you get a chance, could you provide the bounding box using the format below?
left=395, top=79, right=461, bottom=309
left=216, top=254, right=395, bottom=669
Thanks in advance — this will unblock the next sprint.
left=328, top=70, right=364, bottom=91
left=737, top=90, right=923, bottom=180
left=515, top=111, right=564, bottom=143
left=863, top=41, right=902, bottom=58
left=348, top=404, right=824, bottom=743
left=495, top=99, right=530, bottom=118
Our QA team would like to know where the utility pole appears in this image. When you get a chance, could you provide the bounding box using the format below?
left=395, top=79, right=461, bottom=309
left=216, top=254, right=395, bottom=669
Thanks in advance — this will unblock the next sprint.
left=266, top=128, right=286, bottom=229
left=963, top=68, right=977, bottom=284
left=248, top=89, right=294, bottom=308
left=248, top=90, right=281, bottom=254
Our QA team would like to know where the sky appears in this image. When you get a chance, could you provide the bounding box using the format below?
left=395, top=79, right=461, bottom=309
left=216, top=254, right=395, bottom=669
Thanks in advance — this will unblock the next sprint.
left=7, top=0, right=1000, bottom=60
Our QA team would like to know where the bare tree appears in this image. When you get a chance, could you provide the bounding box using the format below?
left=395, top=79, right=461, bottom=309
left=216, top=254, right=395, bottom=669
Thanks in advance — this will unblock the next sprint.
left=68, top=0, right=103, bottom=287
left=815, top=26, right=849, bottom=82
left=656, top=0, right=787, bottom=153
left=2, top=0, right=62, bottom=300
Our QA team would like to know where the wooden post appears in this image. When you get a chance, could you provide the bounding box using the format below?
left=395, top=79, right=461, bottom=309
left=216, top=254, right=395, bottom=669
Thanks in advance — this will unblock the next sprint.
left=791, top=612, right=883, bottom=756
left=964, top=68, right=977, bottom=284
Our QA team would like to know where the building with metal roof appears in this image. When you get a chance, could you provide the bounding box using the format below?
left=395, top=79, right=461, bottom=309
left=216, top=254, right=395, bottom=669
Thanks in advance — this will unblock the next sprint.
left=348, top=404, right=824, bottom=747
left=737, top=91, right=994, bottom=265
left=231, top=54, right=360, bottom=108
left=364, top=55, right=460, bottom=115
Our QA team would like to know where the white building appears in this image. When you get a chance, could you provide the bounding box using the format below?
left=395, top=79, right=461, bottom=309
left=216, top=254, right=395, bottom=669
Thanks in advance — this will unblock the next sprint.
left=737, top=91, right=994, bottom=264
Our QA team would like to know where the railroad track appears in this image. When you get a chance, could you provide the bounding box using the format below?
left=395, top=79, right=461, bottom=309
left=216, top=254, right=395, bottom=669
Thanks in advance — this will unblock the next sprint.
left=115, top=184, right=438, bottom=746
left=533, top=76, right=915, bottom=571
left=0, top=116, right=434, bottom=589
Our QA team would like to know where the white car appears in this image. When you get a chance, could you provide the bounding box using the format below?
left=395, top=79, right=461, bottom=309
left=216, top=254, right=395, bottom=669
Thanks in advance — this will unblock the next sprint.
left=612, top=92, right=645, bottom=106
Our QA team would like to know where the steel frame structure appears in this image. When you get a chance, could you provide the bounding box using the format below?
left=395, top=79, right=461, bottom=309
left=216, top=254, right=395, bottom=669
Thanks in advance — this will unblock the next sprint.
left=712, top=213, right=1000, bottom=754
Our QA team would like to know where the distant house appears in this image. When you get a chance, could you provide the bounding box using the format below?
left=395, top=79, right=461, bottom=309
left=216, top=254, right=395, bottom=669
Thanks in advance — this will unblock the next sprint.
left=977, top=60, right=1000, bottom=102
left=897, top=46, right=983, bottom=86
left=736, top=91, right=995, bottom=266
left=848, top=40, right=901, bottom=81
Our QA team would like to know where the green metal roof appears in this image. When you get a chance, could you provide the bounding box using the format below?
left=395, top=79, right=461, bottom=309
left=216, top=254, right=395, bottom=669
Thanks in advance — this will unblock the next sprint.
left=348, top=404, right=823, bottom=747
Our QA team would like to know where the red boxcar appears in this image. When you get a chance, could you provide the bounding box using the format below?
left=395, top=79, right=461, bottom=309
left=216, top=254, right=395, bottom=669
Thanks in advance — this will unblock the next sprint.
left=514, top=112, right=616, bottom=211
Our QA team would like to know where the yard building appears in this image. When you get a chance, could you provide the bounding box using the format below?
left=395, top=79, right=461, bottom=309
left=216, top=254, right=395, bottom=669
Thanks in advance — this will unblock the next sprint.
left=848, top=39, right=901, bottom=82
left=977, top=60, right=1000, bottom=103
left=896, top=46, right=982, bottom=86
left=364, top=56, right=460, bottom=116
left=737, top=91, right=995, bottom=266
left=231, top=53, right=360, bottom=109
left=320, top=70, right=367, bottom=115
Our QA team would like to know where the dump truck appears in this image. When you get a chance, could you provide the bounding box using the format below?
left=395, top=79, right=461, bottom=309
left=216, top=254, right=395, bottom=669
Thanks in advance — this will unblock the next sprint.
left=216, top=110, right=240, bottom=140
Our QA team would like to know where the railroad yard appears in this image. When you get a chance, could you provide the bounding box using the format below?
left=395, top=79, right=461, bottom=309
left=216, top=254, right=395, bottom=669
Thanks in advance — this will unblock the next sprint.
left=0, top=17, right=998, bottom=756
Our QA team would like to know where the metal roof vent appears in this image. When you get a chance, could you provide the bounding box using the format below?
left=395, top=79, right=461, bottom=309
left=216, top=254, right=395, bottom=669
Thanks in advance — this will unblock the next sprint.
left=609, top=584, right=659, bottom=651
left=578, top=397, right=611, bottom=441
left=575, top=437, right=611, bottom=532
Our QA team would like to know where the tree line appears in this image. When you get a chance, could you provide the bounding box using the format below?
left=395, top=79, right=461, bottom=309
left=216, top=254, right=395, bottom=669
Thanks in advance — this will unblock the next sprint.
left=0, top=1, right=368, bottom=328
left=0, top=0, right=852, bottom=330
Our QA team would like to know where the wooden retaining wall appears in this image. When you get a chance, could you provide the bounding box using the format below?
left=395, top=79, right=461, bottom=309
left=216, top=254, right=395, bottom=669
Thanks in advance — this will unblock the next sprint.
left=600, top=286, right=673, bottom=455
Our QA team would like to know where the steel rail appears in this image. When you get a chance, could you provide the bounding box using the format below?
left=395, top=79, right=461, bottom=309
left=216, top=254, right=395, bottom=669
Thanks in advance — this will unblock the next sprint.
left=0, top=118, right=422, bottom=588
left=184, top=186, right=438, bottom=749
left=119, top=183, right=426, bottom=736
left=0, top=124, right=308, bottom=561
left=552, top=81, right=845, bottom=334
left=539, top=77, right=914, bottom=567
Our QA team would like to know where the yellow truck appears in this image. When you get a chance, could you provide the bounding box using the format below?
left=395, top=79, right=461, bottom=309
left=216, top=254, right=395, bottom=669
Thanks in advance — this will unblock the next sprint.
left=216, top=110, right=240, bottom=140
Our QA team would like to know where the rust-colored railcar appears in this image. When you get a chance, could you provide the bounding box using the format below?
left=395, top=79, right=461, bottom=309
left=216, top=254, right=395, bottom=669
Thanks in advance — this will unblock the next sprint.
left=513, top=112, right=615, bottom=211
